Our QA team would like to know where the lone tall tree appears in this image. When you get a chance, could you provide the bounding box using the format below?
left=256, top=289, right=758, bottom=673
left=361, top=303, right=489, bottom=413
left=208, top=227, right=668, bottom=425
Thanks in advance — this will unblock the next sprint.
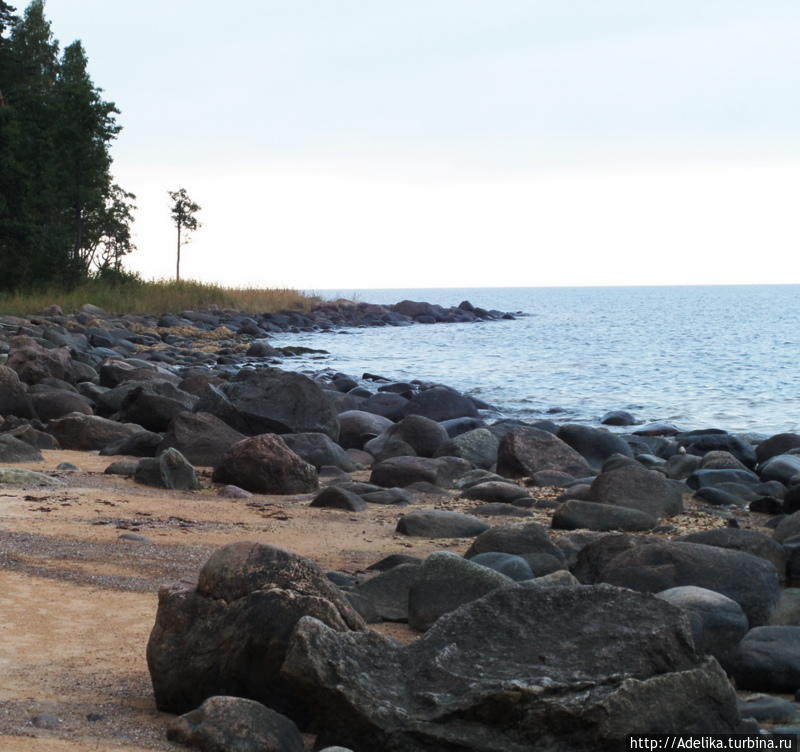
left=168, top=187, right=201, bottom=281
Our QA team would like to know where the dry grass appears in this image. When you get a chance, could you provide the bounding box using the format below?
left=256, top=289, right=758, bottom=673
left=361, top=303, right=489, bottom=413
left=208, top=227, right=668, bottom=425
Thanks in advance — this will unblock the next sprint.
left=0, top=279, right=320, bottom=316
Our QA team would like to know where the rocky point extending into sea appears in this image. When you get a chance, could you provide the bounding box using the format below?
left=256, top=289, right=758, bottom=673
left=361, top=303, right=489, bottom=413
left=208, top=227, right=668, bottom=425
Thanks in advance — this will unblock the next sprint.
left=1, top=298, right=800, bottom=750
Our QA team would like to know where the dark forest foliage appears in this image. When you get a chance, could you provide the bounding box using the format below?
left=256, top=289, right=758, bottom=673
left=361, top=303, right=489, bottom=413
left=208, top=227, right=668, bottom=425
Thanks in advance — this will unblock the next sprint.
left=0, top=0, right=134, bottom=291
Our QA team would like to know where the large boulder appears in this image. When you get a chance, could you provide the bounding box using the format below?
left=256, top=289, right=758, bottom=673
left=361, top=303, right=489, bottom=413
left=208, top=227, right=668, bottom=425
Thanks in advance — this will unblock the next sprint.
left=465, top=521, right=564, bottom=562
left=757, top=433, right=800, bottom=464
left=167, top=696, right=304, bottom=752
left=0, top=434, right=43, bottom=462
left=556, top=424, right=634, bottom=472
left=462, top=480, right=530, bottom=504
left=655, top=586, right=749, bottom=670
left=146, top=542, right=365, bottom=720
left=497, top=427, right=592, bottom=478
left=598, top=540, right=781, bottom=627
left=47, top=412, right=142, bottom=451
left=589, top=463, right=683, bottom=518
left=571, top=533, right=654, bottom=584
left=679, top=528, right=787, bottom=579
left=759, top=454, right=800, bottom=485
left=732, top=626, right=800, bottom=692
left=552, top=499, right=657, bottom=532
left=407, top=551, right=512, bottom=631
left=352, top=563, right=421, bottom=622
left=359, top=392, right=408, bottom=422
left=212, top=435, right=318, bottom=494
left=29, top=389, right=93, bottom=422
left=282, top=585, right=741, bottom=751
left=681, top=433, right=756, bottom=469
left=199, top=368, right=339, bottom=440
left=134, top=448, right=201, bottom=491
left=433, top=427, right=499, bottom=469
left=395, top=510, right=489, bottom=538
left=119, top=381, right=198, bottom=432
left=0, top=366, right=35, bottom=418
left=158, top=411, right=246, bottom=467
left=7, top=341, right=74, bottom=384
left=280, top=433, right=356, bottom=472
left=370, top=456, right=470, bottom=488
left=400, top=386, right=478, bottom=422
left=337, top=410, right=393, bottom=450
left=365, top=415, right=448, bottom=458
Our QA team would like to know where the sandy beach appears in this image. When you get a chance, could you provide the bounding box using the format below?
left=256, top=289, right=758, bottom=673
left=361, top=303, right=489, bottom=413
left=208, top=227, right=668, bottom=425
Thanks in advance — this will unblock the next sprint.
left=0, top=446, right=740, bottom=751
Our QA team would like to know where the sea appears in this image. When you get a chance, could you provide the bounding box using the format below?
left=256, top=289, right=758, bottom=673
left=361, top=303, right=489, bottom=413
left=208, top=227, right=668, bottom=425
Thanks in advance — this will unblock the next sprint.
left=265, top=286, right=800, bottom=436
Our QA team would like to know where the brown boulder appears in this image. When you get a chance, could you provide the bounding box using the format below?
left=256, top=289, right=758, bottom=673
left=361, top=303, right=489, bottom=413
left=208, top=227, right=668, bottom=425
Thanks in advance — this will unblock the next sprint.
left=212, top=434, right=318, bottom=494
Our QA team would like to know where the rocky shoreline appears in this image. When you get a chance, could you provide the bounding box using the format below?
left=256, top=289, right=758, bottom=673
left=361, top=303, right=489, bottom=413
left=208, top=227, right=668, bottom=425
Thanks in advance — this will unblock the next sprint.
left=1, top=299, right=800, bottom=750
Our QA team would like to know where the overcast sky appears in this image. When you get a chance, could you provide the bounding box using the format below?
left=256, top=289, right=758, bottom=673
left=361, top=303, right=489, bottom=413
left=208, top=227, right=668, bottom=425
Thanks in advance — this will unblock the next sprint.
left=42, top=0, right=800, bottom=289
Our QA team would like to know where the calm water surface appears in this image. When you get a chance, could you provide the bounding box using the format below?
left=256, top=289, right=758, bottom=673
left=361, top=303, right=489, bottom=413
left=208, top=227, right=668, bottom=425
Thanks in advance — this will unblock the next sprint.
left=268, top=286, right=800, bottom=435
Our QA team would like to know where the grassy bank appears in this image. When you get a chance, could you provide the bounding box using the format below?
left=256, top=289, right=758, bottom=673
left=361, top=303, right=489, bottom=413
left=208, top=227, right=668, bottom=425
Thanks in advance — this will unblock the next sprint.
left=0, top=279, right=320, bottom=317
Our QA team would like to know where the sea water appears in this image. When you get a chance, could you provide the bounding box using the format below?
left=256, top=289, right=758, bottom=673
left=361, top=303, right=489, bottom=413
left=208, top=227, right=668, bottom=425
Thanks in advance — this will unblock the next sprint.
left=267, top=285, right=800, bottom=435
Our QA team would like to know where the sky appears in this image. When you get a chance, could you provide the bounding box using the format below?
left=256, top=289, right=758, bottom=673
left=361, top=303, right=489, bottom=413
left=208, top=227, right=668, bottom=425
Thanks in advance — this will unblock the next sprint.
left=41, top=0, right=800, bottom=289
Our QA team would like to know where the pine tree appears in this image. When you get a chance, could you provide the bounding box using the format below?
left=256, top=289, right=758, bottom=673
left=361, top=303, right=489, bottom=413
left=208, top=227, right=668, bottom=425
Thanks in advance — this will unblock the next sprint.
left=168, top=188, right=201, bottom=282
left=0, top=0, right=136, bottom=291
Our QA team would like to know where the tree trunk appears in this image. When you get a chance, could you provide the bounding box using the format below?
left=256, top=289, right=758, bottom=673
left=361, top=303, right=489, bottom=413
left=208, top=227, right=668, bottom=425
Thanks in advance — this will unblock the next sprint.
left=176, top=221, right=181, bottom=281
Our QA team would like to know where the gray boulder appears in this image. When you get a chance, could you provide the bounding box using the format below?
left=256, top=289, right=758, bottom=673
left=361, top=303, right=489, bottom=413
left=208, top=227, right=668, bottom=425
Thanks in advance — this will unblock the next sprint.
left=462, top=480, right=530, bottom=504
left=465, top=521, right=564, bottom=562
left=309, top=486, right=367, bottom=512
left=134, top=448, right=200, bottom=491
left=146, top=542, right=364, bottom=720
left=281, top=432, right=356, bottom=472
left=166, top=696, right=304, bottom=752
left=552, top=499, right=657, bottom=532
left=0, top=434, right=43, bottom=462
left=655, top=586, right=749, bottom=670
left=407, top=551, right=512, bottom=631
left=353, top=563, right=421, bottom=622
left=158, top=411, right=246, bottom=467
left=757, top=433, right=800, bottom=464
left=396, top=510, right=489, bottom=538
left=48, top=412, right=142, bottom=451
left=0, top=365, right=34, bottom=418
left=589, top=463, right=684, bottom=518
left=337, top=410, right=393, bottom=450
left=119, top=381, right=198, bottom=432
left=598, top=540, right=781, bottom=627
left=360, top=392, right=408, bottom=421
left=367, top=414, right=449, bottom=458
left=470, top=551, right=533, bottom=581
left=680, top=528, right=787, bottom=580
left=200, top=368, right=339, bottom=440
left=29, top=389, right=93, bottom=421
left=282, top=585, right=741, bottom=751
left=370, top=455, right=470, bottom=488
left=732, top=626, right=800, bottom=692
left=497, top=427, right=592, bottom=478
left=400, top=386, right=478, bottom=422
left=0, top=468, right=63, bottom=486
left=433, top=428, right=499, bottom=469
left=760, top=454, right=800, bottom=485
left=557, top=424, right=634, bottom=472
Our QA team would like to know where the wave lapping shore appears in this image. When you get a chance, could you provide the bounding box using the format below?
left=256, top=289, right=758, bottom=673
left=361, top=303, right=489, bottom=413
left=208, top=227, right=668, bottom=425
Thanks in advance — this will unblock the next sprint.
left=0, top=300, right=798, bottom=750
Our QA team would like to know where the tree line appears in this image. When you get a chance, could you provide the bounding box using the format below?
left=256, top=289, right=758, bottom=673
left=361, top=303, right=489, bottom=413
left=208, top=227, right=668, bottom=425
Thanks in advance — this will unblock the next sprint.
left=0, top=0, right=135, bottom=291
